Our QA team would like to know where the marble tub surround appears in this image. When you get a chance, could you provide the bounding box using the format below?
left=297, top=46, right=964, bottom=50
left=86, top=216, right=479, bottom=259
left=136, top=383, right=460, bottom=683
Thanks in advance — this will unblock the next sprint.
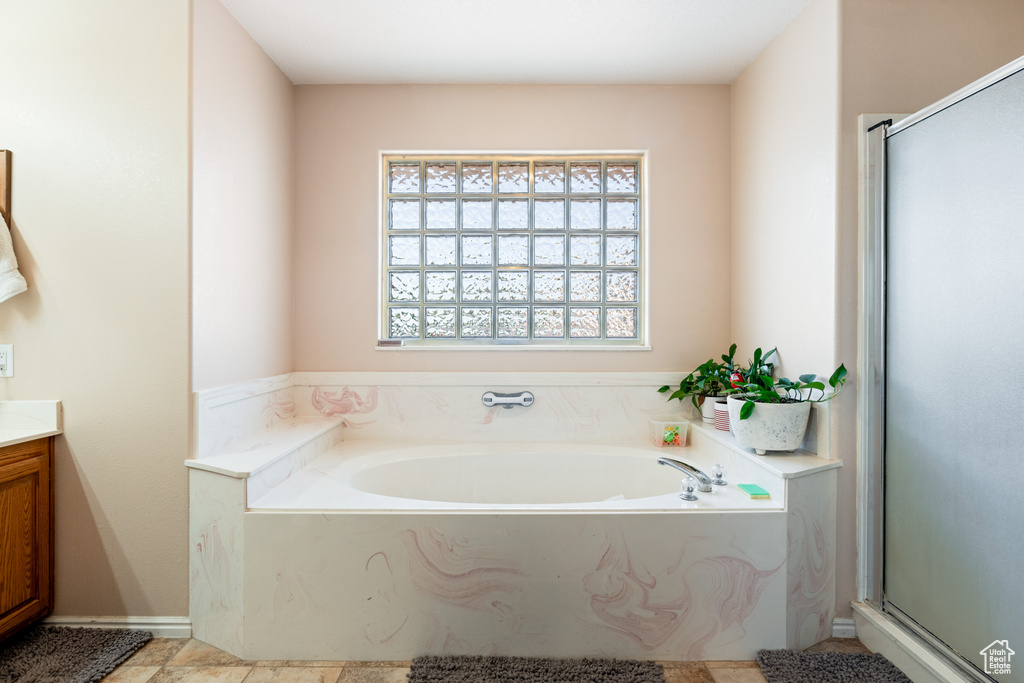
left=242, top=509, right=789, bottom=660
left=0, top=399, right=62, bottom=447
left=193, top=373, right=296, bottom=459
left=291, top=372, right=693, bottom=443
left=191, top=374, right=345, bottom=506
left=189, top=373, right=840, bottom=662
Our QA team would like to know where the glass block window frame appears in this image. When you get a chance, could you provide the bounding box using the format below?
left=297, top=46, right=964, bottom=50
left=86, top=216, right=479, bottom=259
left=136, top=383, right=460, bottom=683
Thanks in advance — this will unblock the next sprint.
left=381, top=154, right=644, bottom=347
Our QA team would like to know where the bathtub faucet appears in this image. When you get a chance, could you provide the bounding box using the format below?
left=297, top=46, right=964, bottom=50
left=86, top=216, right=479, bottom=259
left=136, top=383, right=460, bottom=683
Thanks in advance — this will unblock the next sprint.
left=657, top=457, right=713, bottom=492
left=482, top=391, right=535, bottom=409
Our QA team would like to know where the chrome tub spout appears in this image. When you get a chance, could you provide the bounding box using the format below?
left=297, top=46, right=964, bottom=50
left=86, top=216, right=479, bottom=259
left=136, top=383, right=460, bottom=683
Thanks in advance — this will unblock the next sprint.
left=481, top=391, right=535, bottom=409
left=657, top=457, right=713, bottom=492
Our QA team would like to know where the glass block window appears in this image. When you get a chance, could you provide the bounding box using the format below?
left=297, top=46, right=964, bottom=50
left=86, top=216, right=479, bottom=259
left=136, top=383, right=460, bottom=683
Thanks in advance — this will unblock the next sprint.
left=382, top=154, right=643, bottom=346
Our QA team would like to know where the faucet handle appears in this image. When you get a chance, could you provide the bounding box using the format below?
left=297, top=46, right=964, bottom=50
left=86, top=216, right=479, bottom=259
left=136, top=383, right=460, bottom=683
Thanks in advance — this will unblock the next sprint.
left=679, top=476, right=699, bottom=501
left=711, top=464, right=727, bottom=486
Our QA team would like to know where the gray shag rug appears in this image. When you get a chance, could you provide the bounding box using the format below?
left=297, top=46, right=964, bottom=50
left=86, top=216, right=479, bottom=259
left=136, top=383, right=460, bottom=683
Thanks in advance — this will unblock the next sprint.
left=0, top=626, right=151, bottom=683
left=407, top=655, right=665, bottom=683
left=757, top=649, right=912, bottom=683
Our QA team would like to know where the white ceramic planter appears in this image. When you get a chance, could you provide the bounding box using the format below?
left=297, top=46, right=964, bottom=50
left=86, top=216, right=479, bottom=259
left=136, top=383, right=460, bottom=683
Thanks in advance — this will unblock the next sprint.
left=698, top=396, right=720, bottom=423
left=726, top=395, right=811, bottom=454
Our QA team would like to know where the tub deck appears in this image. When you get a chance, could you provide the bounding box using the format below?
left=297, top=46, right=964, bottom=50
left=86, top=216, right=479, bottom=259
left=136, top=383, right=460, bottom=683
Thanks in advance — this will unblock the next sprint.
left=248, top=441, right=786, bottom=512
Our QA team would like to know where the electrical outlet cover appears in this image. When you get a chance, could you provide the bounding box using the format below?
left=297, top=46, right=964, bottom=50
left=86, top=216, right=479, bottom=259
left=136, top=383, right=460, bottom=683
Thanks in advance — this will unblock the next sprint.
left=0, top=344, right=13, bottom=377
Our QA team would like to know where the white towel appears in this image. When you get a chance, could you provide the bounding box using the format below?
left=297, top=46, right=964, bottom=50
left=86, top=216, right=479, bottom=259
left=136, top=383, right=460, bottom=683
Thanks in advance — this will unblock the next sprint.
left=0, top=216, right=28, bottom=303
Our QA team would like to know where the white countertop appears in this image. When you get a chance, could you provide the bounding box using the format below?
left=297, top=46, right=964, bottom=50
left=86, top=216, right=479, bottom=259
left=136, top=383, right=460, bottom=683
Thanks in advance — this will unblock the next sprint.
left=0, top=400, right=63, bottom=448
left=687, top=418, right=842, bottom=479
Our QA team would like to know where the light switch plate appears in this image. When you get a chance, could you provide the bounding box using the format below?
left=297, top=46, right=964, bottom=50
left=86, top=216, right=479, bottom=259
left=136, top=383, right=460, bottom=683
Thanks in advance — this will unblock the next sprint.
left=0, top=344, right=13, bottom=377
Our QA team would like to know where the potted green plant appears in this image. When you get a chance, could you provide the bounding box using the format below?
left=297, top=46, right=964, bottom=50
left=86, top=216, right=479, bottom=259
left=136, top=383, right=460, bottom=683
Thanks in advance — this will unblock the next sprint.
left=659, top=344, right=747, bottom=423
left=725, top=346, right=776, bottom=391
left=726, top=352, right=847, bottom=454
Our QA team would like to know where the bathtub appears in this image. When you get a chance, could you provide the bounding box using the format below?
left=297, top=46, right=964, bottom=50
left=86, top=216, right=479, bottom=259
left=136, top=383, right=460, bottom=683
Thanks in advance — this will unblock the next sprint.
left=188, top=375, right=839, bottom=662
left=248, top=442, right=785, bottom=511
left=191, top=442, right=836, bottom=661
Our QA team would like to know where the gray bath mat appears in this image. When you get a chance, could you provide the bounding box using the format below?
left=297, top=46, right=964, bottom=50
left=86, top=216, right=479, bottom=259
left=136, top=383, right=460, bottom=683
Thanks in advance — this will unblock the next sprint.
left=407, top=655, right=664, bottom=683
left=757, top=649, right=912, bottom=682
left=0, top=625, right=151, bottom=683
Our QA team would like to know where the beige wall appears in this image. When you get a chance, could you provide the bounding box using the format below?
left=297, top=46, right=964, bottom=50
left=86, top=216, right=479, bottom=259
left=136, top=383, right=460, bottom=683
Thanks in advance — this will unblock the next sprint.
left=731, top=0, right=844, bottom=614
left=0, top=1, right=190, bottom=616
left=835, top=0, right=1024, bottom=618
left=731, top=0, right=839, bottom=378
left=293, top=85, right=732, bottom=373
left=193, top=0, right=294, bottom=392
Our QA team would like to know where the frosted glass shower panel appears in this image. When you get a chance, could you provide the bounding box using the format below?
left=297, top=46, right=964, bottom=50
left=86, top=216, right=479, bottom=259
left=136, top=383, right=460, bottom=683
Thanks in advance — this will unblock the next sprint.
left=884, top=66, right=1024, bottom=678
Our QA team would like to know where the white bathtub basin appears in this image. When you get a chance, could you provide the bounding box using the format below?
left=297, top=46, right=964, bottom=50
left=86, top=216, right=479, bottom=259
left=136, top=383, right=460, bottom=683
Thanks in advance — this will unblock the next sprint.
left=247, top=441, right=784, bottom=511
left=351, top=450, right=678, bottom=504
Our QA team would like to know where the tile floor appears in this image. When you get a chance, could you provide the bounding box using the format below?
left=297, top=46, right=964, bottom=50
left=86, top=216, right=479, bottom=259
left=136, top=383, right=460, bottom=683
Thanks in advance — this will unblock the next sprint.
left=104, top=637, right=871, bottom=683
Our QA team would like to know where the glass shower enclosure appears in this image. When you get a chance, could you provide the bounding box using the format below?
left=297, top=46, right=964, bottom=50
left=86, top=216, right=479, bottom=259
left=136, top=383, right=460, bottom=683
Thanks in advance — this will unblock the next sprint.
left=882, top=59, right=1024, bottom=681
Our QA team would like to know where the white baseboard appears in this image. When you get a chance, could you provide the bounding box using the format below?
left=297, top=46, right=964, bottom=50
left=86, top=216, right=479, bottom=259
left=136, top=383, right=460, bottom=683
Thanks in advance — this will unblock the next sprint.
left=832, top=617, right=857, bottom=639
left=43, top=616, right=192, bottom=639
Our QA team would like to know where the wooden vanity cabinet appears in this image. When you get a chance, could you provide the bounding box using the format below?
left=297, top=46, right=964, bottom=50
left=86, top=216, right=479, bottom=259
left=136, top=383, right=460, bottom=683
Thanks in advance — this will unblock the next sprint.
left=0, top=437, right=54, bottom=641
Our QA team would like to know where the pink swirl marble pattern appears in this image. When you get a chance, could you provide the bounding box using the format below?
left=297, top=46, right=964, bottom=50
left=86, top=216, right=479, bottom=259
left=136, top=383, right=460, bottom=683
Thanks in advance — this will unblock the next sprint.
left=311, top=386, right=379, bottom=428
left=362, top=551, right=412, bottom=645
left=396, top=527, right=524, bottom=613
left=583, top=530, right=782, bottom=658
left=260, top=390, right=295, bottom=426
left=679, top=555, right=782, bottom=659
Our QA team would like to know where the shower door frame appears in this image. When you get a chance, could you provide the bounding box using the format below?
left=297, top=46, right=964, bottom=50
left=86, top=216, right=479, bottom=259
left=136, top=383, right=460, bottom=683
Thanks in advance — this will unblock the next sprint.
left=859, top=55, right=1024, bottom=683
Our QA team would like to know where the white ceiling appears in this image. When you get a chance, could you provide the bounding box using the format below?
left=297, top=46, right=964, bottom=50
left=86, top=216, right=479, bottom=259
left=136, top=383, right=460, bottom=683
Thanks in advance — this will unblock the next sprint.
left=219, top=0, right=812, bottom=85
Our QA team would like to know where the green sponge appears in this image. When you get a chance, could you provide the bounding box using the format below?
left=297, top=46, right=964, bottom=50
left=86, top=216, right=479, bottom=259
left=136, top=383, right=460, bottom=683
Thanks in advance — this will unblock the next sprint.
left=738, top=484, right=770, bottom=499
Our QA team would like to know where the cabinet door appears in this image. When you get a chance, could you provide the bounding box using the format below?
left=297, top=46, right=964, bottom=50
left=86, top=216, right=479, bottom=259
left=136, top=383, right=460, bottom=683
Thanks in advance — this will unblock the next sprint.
left=0, top=439, right=52, bottom=641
